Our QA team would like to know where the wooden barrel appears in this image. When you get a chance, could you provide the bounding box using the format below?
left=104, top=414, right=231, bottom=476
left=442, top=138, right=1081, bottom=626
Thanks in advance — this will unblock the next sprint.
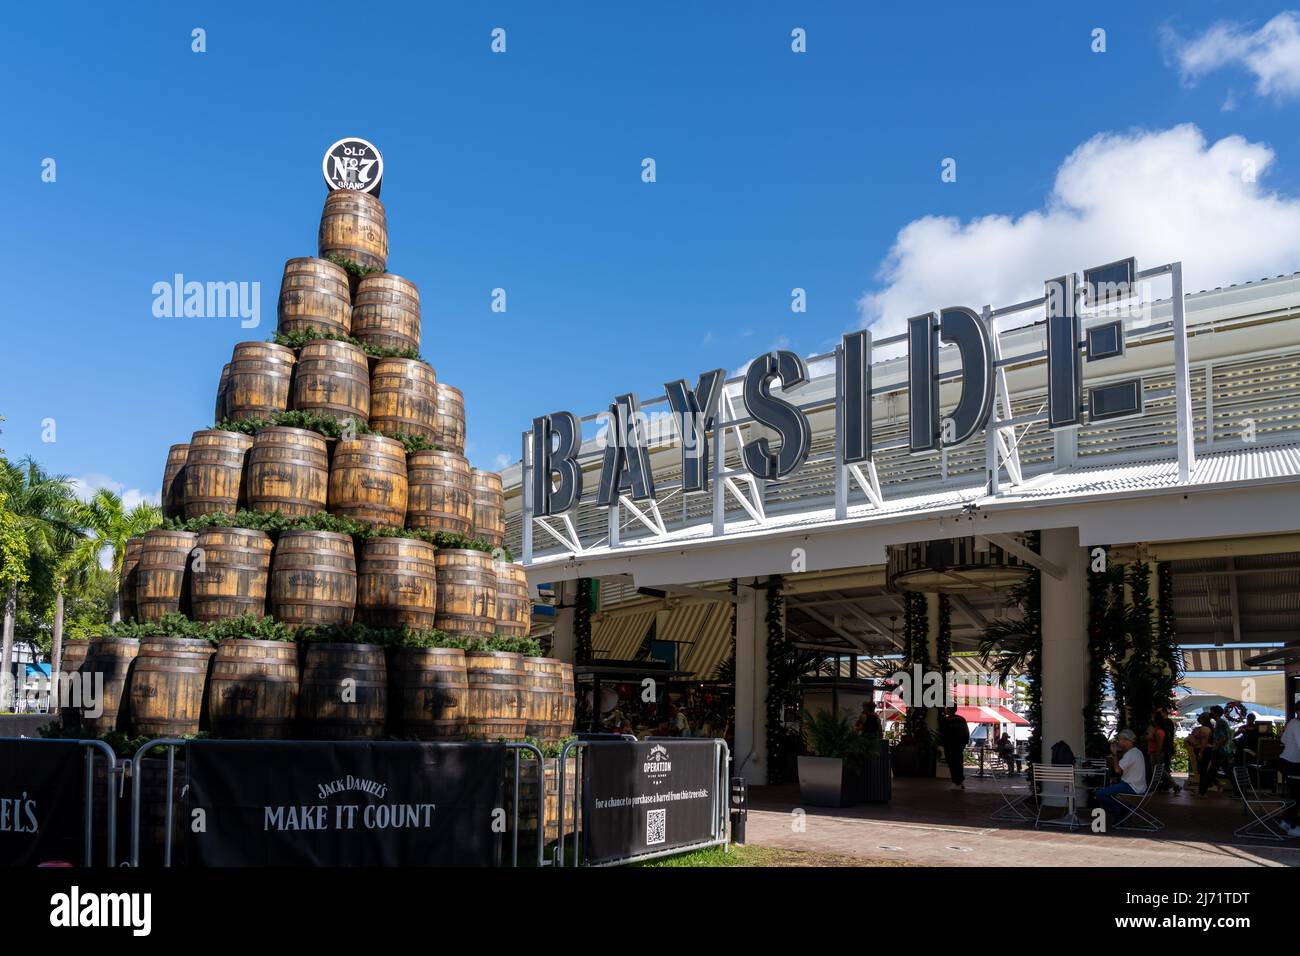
left=433, top=549, right=497, bottom=637
left=82, top=638, right=140, bottom=734
left=356, top=537, right=436, bottom=629
left=119, top=536, right=144, bottom=622
left=129, top=636, right=216, bottom=737
left=207, top=638, right=299, bottom=738
left=431, top=383, right=466, bottom=455
left=463, top=650, right=526, bottom=741
left=245, top=427, right=329, bottom=517
left=270, top=530, right=356, bottom=627
left=58, top=640, right=90, bottom=678
left=225, top=341, right=295, bottom=421
left=351, top=273, right=420, bottom=354
left=214, top=363, right=231, bottom=423
left=471, top=469, right=505, bottom=548
left=135, top=529, right=197, bottom=622
left=276, top=257, right=351, bottom=338
left=184, top=429, right=253, bottom=519
left=515, top=758, right=578, bottom=846
left=523, top=657, right=565, bottom=741
left=391, top=646, right=467, bottom=741
left=494, top=561, right=531, bottom=638
left=291, top=339, right=370, bottom=424
left=55, top=640, right=90, bottom=727
left=299, top=643, right=388, bottom=739
left=160, top=443, right=189, bottom=520
left=318, top=190, right=388, bottom=273
left=558, top=663, right=575, bottom=738
left=190, top=528, right=273, bottom=622
left=406, top=450, right=473, bottom=536
left=328, top=434, right=407, bottom=528
left=368, top=358, right=437, bottom=440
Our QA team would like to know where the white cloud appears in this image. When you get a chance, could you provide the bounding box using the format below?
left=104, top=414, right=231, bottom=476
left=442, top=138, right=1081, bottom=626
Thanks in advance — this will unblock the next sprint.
left=70, top=473, right=160, bottom=512
left=731, top=335, right=791, bottom=378
left=857, top=124, right=1300, bottom=336
left=493, top=454, right=511, bottom=469
left=1165, top=12, right=1300, bottom=98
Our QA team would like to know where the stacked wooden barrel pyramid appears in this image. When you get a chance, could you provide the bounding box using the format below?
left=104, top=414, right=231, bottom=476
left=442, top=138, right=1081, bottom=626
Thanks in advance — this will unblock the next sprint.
left=97, top=180, right=576, bottom=745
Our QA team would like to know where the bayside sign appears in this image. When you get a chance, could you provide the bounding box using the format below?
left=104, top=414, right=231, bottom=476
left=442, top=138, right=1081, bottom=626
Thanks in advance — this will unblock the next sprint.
left=531, top=258, right=1147, bottom=517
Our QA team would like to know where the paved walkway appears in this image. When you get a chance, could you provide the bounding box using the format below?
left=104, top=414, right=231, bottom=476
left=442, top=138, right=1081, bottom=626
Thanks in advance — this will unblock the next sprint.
left=744, top=775, right=1300, bottom=867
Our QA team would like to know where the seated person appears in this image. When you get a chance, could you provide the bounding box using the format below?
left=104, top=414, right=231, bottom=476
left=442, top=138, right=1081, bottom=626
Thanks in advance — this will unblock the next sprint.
left=996, top=731, right=1021, bottom=773
left=1096, top=729, right=1147, bottom=826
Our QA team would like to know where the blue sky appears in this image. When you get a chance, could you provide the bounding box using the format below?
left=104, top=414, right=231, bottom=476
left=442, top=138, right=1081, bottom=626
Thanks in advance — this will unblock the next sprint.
left=3, top=1, right=1298, bottom=503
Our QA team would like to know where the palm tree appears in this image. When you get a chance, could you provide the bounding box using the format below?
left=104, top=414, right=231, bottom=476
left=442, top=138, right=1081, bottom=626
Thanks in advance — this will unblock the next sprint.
left=67, top=489, right=163, bottom=623
left=0, top=458, right=82, bottom=706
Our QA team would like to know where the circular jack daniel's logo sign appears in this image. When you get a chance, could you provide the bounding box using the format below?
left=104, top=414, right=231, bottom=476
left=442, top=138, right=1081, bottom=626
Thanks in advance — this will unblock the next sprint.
left=322, top=137, right=383, bottom=195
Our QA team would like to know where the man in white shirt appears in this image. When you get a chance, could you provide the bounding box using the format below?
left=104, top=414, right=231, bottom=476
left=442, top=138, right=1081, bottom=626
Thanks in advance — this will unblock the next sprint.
left=1279, top=713, right=1300, bottom=837
left=1096, top=729, right=1146, bottom=827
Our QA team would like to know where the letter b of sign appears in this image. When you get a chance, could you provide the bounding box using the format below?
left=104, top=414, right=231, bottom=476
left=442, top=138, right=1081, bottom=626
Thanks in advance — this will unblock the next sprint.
left=532, top=412, right=583, bottom=516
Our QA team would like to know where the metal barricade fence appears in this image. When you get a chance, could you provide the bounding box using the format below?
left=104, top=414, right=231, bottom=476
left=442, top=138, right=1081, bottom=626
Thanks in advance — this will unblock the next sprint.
left=0, top=736, right=121, bottom=867
left=128, top=739, right=546, bottom=868
left=555, top=736, right=732, bottom=867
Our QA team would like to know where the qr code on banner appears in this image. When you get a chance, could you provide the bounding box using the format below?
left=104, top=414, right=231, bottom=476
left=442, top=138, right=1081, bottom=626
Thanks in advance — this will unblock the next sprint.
left=646, top=808, right=667, bottom=845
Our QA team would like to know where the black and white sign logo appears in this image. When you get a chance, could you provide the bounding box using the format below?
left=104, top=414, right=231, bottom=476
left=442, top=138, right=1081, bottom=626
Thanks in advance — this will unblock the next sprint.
left=322, top=137, right=383, bottom=195
left=642, top=743, right=672, bottom=782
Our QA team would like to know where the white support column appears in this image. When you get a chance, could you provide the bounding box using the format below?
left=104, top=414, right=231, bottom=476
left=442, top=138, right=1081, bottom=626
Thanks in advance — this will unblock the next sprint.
left=550, top=580, right=577, bottom=663
left=1039, top=527, right=1089, bottom=757
left=1171, top=263, right=1196, bottom=483
left=733, top=576, right=769, bottom=786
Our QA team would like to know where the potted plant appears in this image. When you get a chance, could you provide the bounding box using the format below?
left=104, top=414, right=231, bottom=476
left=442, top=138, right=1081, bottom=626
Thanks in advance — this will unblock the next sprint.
left=797, top=709, right=867, bottom=807
left=891, top=727, right=939, bottom=778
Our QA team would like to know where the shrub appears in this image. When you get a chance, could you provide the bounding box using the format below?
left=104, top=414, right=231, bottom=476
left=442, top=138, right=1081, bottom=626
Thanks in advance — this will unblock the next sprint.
left=216, top=411, right=371, bottom=441
left=321, top=252, right=384, bottom=280
left=802, top=709, right=871, bottom=766
left=204, top=614, right=293, bottom=643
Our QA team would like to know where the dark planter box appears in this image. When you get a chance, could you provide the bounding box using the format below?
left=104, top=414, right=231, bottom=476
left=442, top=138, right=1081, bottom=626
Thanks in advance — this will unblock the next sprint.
left=891, top=743, right=937, bottom=778
left=862, top=739, right=892, bottom=802
left=797, top=755, right=860, bottom=807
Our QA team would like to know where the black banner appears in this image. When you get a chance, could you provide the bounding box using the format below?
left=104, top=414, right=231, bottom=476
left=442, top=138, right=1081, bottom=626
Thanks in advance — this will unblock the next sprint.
left=185, top=740, right=507, bottom=866
left=0, top=739, right=86, bottom=867
left=581, top=739, right=720, bottom=864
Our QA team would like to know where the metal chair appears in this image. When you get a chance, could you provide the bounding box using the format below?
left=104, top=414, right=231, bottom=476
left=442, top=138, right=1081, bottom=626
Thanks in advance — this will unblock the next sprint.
left=1231, top=766, right=1296, bottom=841
left=1114, top=764, right=1166, bottom=832
left=1030, top=764, right=1079, bottom=830
left=990, top=778, right=1033, bottom=823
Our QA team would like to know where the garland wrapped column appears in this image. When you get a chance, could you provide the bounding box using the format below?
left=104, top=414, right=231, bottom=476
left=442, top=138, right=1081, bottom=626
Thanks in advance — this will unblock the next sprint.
left=574, top=576, right=592, bottom=664
left=1156, top=562, right=1181, bottom=706
left=902, top=591, right=932, bottom=746
left=1083, top=557, right=1115, bottom=759
left=936, top=594, right=952, bottom=691
left=763, top=575, right=800, bottom=784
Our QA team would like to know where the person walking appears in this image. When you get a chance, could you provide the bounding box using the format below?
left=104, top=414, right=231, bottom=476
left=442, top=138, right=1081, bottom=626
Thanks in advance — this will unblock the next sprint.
left=940, top=706, right=970, bottom=791
left=1189, top=714, right=1214, bottom=795
left=1199, top=706, right=1238, bottom=796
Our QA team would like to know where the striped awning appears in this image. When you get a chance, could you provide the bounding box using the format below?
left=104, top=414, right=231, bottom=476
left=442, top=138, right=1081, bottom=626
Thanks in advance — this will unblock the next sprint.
left=1180, top=646, right=1285, bottom=672
left=665, top=602, right=734, bottom=680
left=880, top=695, right=1027, bottom=726
left=590, top=609, right=656, bottom=661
